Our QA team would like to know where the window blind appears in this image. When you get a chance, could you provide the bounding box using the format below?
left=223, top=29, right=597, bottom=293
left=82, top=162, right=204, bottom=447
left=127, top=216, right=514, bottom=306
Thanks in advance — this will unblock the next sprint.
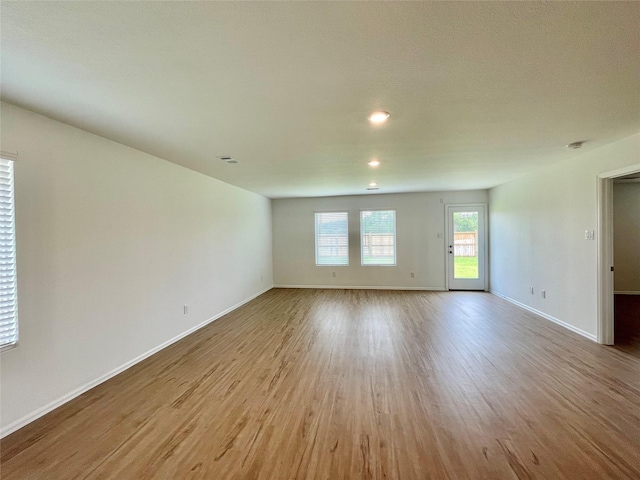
left=0, top=158, right=17, bottom=350
left=361, top=210, right=396, bottom=266
left=315, top=212, right=349, bottom=266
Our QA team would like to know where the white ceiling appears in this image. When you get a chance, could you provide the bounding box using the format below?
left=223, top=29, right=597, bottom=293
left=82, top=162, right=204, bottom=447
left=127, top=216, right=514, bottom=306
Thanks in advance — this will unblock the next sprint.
left=2, top=1, right=639, bottom=198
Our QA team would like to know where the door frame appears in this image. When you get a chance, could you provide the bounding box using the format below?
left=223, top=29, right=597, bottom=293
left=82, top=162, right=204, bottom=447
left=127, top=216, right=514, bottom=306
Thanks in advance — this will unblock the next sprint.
left=445, top=203, right=488, bottom=291
left=597, top=163, right=640, bottom=344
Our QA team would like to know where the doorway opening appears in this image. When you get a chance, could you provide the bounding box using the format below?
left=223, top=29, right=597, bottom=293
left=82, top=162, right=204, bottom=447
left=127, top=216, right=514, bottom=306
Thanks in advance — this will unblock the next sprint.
left=445, top=204, right=488, bottom=291
left=597, top=165, right=640, bottom=346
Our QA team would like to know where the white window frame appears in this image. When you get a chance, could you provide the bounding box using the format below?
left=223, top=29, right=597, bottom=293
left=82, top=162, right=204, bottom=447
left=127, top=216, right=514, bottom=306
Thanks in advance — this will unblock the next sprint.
left=0, top=153, right=18, bottom=352
left=360, top=209, right=397, bottom=266
left=314, top=211, right=349, bottom=267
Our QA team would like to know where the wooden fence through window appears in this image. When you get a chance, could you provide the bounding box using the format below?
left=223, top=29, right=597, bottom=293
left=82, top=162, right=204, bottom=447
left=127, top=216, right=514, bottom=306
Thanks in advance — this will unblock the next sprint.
left=317, top=234, right=348, bottom=257
left=454, top=231, right=477, bottom=257
left=362, top=234, right=394, bottom=258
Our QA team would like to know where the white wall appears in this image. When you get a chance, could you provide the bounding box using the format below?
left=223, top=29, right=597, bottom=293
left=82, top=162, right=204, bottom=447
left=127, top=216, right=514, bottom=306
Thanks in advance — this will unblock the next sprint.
left=489, top=133, right=640, bottom=339
left=614, top=182, right=640, bottom=293
left=0, top=103, right=273, bottom=434
left=273, top=190, right=487, bottom=289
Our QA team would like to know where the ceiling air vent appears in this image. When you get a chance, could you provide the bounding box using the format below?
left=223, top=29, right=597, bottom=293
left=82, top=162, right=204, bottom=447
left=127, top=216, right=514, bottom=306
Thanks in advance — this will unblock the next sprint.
left=218, top=156, right=238, bottom=164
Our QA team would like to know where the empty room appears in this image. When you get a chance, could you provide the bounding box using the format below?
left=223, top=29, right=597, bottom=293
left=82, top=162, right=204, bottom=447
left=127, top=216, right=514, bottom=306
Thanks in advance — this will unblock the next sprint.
left=1, top=2, right=639, bottom=479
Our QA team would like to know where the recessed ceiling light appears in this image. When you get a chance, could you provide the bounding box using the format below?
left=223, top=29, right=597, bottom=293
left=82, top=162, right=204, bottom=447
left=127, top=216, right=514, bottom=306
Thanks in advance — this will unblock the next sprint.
left=369, top=182, right=377, bottom=187
left=368, top=159, right=380, bottom=167
left=368, top=111, right=390, bottom=124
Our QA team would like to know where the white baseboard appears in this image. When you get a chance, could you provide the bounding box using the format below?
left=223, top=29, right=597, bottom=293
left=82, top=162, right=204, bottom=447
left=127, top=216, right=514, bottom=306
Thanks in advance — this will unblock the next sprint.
left=490, top=290, right=597, bottom=342
left=0, top=286, right=273, bottom=439
left=274, top=284, right=445, bottom=291
left=614, top=291, right=640, bottom=295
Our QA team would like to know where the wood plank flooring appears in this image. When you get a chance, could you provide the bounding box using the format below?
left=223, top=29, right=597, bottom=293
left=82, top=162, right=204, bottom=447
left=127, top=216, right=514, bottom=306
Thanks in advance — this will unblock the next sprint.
left=2, top=289, right=640, bottom=479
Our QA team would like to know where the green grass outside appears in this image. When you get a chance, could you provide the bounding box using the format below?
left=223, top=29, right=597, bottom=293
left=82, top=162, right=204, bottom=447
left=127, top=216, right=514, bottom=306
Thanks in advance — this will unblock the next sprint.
left=362, top=256, right=396, bottom=265
left=317, top=256, right=348, bottom=266
left=454, top=256, right=478, bottom=279
left=317, top=256, right=396, bottom=266
left=320, top=256, right=475, bottom=273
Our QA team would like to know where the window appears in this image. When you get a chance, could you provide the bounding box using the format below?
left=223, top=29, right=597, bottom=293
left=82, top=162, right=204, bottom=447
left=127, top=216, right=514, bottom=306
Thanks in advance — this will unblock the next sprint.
left=361, top=210, right=396, bottom=266
left=0, top=158, right=17, bottom=351
left=315, top=212, right=349, bottom=266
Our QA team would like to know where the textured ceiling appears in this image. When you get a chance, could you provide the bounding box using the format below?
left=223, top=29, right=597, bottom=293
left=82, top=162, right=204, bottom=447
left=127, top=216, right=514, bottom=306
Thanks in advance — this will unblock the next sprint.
left=2, top=1, right=639, bottom=198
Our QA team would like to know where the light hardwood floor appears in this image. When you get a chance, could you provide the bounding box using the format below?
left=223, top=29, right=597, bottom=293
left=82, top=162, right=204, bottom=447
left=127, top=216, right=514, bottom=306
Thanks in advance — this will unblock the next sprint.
left=2, top=289, right=640, bottom=479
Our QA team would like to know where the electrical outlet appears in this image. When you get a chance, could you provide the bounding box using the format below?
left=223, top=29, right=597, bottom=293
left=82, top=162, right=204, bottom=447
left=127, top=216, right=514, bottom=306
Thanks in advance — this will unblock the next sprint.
left=437, top=233, right=444, bottom=238
left=529, top=286, right=534, bottom=294
left=540, top=290, right=546, bottom=299
left=411, top=272, right=415, bottom=278
left=332, top=271, right=336, bottom=278
left=183, top=305, right=189, bottom=314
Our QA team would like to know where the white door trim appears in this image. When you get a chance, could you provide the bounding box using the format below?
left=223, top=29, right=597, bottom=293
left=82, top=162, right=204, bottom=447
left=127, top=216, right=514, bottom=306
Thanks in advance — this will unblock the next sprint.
left=445, top=203, right=488, bottom=291
left=597, top=163, right=640, bottom=345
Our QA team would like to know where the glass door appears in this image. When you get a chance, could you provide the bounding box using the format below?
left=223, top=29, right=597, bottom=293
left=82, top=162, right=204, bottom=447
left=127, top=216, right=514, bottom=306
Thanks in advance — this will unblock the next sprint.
left=446, top=204, right=487, bottom=290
